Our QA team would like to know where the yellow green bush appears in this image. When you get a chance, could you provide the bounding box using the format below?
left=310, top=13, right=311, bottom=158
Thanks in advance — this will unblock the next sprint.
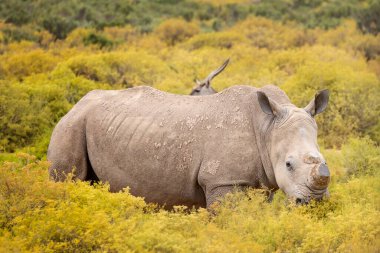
left=342, top=137, right=380, bottom=177
left=102, top=25, right=140, bottom=44
left=0, top=15, right=379, bottom=153
left=0, top=5, right=379, bottom=252
left=195, top=0, right=249, bottom=5
left=0, top=79, right=70, bottom=153
left=155, top=18, right=200, bottom=46
left=0, top=67, right=107, bottom=153
left=182, top=31, right=248, bottom=50
left=0, top=49, right=59, bottom=80
left=317, top=20, right=380, bottom=60
left=282, top=52, right=380, bottom=146
left=56, top=51, right=170, bottom=87
left=230, top=17, right=315, bottom=50
left=0, top=152, right=378, bottom=252
left=0, top=0, right=380, bottom=252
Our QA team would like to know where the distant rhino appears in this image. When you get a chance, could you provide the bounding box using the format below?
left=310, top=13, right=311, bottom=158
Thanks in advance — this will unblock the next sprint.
left=189, top=59, right=229, bottom=96
left=48, top=85, right=330, bottom=208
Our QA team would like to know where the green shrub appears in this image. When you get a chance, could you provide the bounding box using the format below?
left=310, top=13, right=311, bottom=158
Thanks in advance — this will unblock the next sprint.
left=57, top=51, right=170, bottom=87
left=0, top=155, right=379, bottom=252
left=0, top=80, right=69, bottom=152
left=0, top=70, right=104, bottom=153
left=155, top=18, right=200, bottom=46
left=0, top=3, right=379, bottom=252
left=357, top=0, right=380, bottom=35
left=282, top=51, right=380, bottom=147
left=342, top=137, right=380, bottom=177
left=0, top=25, right=39, bottom=43
left=0, top=49, right=59, bottom=80
left=182, top=31, right=248, bottom=50
left=83, top=33, right=115, bottom=49
left=0, top=159, right=147, bottom=252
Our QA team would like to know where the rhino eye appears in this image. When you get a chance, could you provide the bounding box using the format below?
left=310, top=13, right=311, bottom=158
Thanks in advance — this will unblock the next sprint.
left=286, top=161, right=293, bottom=171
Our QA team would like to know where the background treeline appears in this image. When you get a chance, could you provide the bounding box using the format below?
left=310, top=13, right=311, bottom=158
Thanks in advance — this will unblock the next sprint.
left=0, top=0, right=379, bottom=42
left=0, top=1, right=379, bottom=251
left=1, top=10, right=379, bottom=155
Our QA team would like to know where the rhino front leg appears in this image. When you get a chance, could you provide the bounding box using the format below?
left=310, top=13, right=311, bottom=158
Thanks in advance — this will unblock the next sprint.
left=205, top=185, right=242, bottom=209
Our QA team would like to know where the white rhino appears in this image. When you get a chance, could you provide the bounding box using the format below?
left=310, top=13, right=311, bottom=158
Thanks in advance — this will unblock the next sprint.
left=48, top=85, right=330, bottom=208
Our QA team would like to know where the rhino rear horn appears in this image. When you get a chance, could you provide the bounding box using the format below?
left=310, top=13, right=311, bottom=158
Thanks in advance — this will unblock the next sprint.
left=304, top=89, right=329, bottom=116
left=257, top=91, right=284, bottom=117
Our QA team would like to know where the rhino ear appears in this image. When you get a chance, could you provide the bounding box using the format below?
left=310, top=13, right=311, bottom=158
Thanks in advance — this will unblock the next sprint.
left=304, top=89, right=329, bottom=116
left=257, top=91, right=283, bottom=117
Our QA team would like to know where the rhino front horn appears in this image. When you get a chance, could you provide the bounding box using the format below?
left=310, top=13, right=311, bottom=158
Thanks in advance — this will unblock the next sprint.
left=311, top=163, right=330, bottom=189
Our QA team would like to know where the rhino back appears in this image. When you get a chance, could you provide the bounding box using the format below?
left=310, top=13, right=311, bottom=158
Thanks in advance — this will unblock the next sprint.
left=83, top=86, right=262, bottom=207
left=49, top=85, right=290, bottom=207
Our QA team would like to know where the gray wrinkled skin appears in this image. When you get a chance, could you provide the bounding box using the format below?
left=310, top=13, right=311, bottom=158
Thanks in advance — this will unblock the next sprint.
left=48, top=85, right=330, bottom=208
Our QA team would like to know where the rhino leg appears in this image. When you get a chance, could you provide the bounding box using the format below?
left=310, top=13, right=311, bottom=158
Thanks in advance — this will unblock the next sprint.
left=47, top=116, right=97, bottom=182
left=205, top=185, right=242, bottom=209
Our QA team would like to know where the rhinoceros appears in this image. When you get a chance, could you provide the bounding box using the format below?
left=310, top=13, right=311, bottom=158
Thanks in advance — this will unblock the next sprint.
left=48, top=84, right=330, bottom=208
left=189, top=59, right=229, bottom=96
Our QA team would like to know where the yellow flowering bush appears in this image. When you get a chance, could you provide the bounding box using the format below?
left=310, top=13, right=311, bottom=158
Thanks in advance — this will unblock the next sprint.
left=0, top=7, right=379, bottom=251
left=155, top=18, right=200, bottom=46
left=0, top=149, right=378, bottom=252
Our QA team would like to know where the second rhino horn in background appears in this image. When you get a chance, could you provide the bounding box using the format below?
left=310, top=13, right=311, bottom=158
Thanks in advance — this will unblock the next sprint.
left=190, top=58, right=230, bottom=96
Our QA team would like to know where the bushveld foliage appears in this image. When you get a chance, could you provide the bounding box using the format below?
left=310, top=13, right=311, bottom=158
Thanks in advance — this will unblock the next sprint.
left=0, top=1, right=379, bottom=251
left=1, top=18, right=379, bottom=153
left=0, top=139, right=379, bottom=252
left=0, top=0, right=379, bottom=40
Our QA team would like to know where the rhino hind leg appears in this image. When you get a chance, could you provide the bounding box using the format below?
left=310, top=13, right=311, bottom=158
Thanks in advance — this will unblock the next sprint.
left=48, top=117, right=97, bottom=183
left=85, top=158, right=99, bottom=183
left=48, top=155, right=98, bottom=183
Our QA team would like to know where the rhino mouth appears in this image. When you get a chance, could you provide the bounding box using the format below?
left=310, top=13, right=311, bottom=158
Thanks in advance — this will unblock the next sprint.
left=295, top=196, right=325, bottom=205
left=294, top=184, right=328, bottom=205
left=296, top=198, right=309, bottom=205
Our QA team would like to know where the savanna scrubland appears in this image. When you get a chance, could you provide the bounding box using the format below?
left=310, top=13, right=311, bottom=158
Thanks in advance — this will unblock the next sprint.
left=0, top=0, right=379, bottom=252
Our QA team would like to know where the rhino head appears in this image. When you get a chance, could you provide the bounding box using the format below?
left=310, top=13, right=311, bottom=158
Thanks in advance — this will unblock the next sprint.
left=190, top=59, right=229, bottom=96
left=258, top=90, right=330, bottom=204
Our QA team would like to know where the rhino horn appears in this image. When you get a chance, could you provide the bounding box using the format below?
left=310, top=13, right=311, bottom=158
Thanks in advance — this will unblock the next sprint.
left=310, top=163, right=330, bottom=189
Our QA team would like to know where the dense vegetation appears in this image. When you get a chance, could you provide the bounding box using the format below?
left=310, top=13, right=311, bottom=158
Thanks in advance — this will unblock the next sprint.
left=1, top=140, right=379, bottom=252
left=0, top=0, right=380, bottom=41
left=0, top=0, right=379, bottom=252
